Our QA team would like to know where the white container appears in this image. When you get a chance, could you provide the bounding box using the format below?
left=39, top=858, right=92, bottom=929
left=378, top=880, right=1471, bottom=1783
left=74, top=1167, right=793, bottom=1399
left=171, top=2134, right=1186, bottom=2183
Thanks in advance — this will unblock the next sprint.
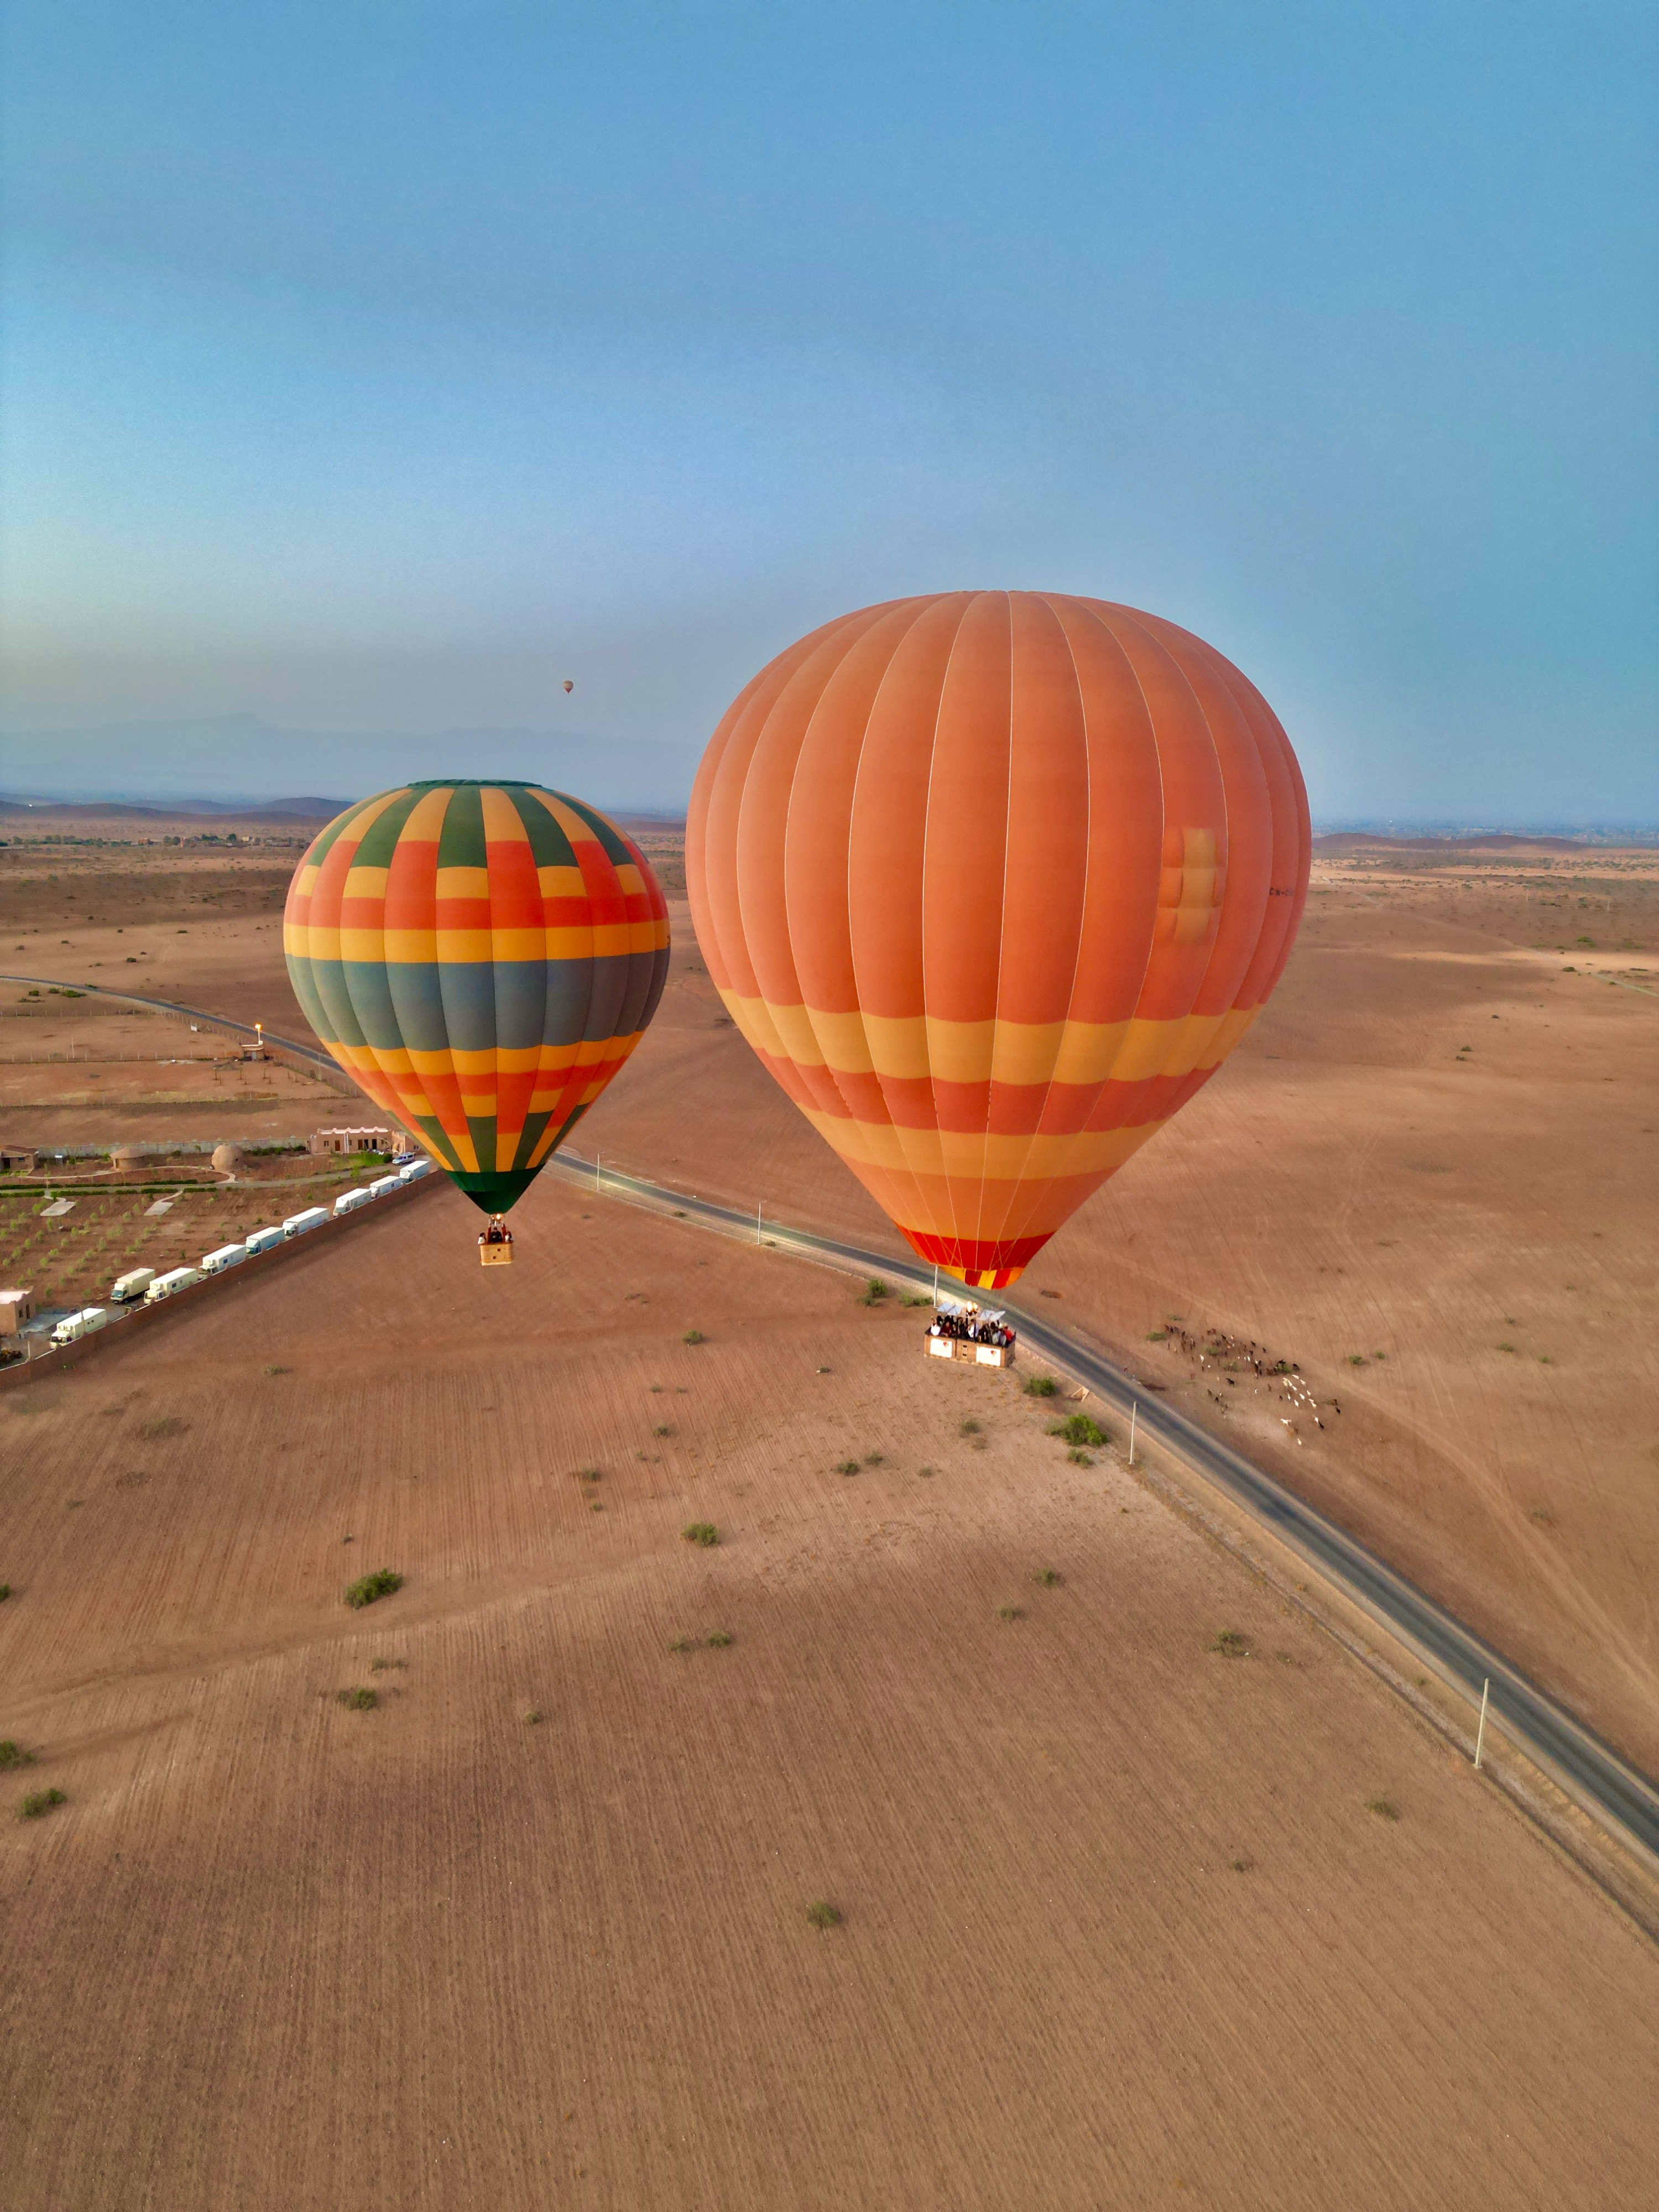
left=333, top=1188, right=371, bottom=1217
left=144, top=1266, right=203, bottom=1304
left=368, top=1175, right=402, bottom=1199
left=111, top=1267, right=156, bottom=1303
left=80, top=1305, right=108, bottom=1334
left=51, top=1311, right=86, bottom=1347
left=283, top=1207, right=329, bottom=1238
left=244, top=1226, right=284, bottom=1255
left=201, top=1243, right=248, bottom=1274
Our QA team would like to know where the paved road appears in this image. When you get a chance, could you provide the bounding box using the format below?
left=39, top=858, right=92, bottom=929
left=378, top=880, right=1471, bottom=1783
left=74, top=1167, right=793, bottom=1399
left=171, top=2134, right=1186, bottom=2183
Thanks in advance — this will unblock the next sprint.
left=0, top=973, right=353, bottom=1085
left=551, top=1148, right=1659, bottom=1869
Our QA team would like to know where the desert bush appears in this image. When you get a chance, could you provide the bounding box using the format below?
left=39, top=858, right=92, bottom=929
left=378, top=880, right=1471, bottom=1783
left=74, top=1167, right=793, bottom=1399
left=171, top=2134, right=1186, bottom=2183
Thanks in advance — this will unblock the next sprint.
left=996, top=1604, right=1024, bottom=1623
left=368, top=1657, right=406, bottom=1672
left=682, top=1522, right=719, bottom=1548
left=1210, top=1628, right=1250, bottom=1658
left=706, top=1630, right=734, bottom=1648
left=917, top=1464, right=936, bottom=1478
left=1145, top=1328, right=1168, bottom=1342
left=806, top=1900, right=841, bottom=1930
left=136, top=1415, right=184, bottom=1439
left=1366, top=1796, right=1400, bottom=1821
left=19, top=1788, right=65, bottom=1818
left=344, top=1568, right=403, bottom=1609
left=0, top=1740, right=35, bottom=1770
left=669, top=1636, right=695, bottom=1653
left=1066, top=1448, right=1093, bottom=1466
left=1024, top=1375, right=1057, bottom=1397
left=264, top=1364, right=291, bottom=1376
left=834, top=1459, right=861, bottom=1476
left=336, top=1686, right=377, bottom=1710
left=523, top=1707, right=542, bottom=1724
left=682, top=1328, right=705, bottom=1345
left=862, top=1277, right=889, bottom=1304
left=1033, top=1568, right=1063, bottom=1587
left=959, top=1417, right=982, bottom=1437
left=653, top=1423, right=672, bottom=1437
left=1230, top=1856, right=1254, bottom=1874
left=863, top=1452, right=884, bottom=1467
left=1048, top=1412, right=1105, bottom=1449
left=0, top=1584, right=10, bottom=1602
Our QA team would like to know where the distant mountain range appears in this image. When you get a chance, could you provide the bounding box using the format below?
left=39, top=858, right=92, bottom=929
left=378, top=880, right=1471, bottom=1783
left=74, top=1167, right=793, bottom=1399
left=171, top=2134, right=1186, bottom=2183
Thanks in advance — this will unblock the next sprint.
left=0, top=711, right=698, bottom=814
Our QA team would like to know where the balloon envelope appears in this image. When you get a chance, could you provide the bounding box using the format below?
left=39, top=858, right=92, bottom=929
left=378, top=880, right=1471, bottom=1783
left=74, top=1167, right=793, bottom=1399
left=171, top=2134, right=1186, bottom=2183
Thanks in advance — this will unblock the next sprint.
left=285, top=780, right=669, bottom=1214
left=687, top=591, right=1310, bottom=1288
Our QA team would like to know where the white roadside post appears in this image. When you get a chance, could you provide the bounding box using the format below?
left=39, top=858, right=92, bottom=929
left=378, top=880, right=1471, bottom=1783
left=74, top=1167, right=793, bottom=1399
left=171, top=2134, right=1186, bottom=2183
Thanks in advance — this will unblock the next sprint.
left=1128, top=1402, right=1137, bottom=1467
left=1474, top=1678, right=1491, bottom=1770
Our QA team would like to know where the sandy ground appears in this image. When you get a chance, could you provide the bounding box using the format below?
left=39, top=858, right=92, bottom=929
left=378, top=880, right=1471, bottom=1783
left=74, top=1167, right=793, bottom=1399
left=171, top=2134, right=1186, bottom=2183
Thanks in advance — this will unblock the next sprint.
left=3, top=1180, right=1657, bottom=2210
left=4, top=832, right=1657, bottom=1775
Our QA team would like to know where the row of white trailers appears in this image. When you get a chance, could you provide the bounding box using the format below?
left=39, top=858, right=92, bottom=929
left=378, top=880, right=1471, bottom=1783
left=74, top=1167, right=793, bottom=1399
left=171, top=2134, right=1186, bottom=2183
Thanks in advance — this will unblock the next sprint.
left=48, top=1156, right=435, bottom=1346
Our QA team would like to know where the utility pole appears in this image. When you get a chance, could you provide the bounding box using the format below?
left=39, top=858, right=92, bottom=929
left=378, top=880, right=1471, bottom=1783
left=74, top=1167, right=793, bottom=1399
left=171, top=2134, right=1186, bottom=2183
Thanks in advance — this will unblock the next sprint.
left=756, top=1198, right=762, bottom=1245
left=1474, top=1678, right=1490, bottom=1770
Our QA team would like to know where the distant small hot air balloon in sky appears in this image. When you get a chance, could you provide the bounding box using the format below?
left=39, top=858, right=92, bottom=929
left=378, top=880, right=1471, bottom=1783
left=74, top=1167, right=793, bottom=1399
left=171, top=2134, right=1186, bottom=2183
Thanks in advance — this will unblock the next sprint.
left=285, top=780, right=669, bottom=1244
left=564, top=680, right=574, bottom=694
left=687, top=592, right=1310, bottom=1290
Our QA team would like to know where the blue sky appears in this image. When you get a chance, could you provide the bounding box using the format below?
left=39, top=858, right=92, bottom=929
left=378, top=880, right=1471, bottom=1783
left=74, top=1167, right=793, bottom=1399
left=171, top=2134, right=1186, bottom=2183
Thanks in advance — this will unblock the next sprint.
left=1, top=1, right=1653, bottom=818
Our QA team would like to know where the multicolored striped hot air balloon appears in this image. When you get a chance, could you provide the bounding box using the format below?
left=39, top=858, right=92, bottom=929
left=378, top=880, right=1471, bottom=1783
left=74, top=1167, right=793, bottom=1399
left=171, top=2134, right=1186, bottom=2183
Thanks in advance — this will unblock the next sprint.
left=687, top=592, right=1310, bottom=1291
left=285, top=780, right=670, bottom=1219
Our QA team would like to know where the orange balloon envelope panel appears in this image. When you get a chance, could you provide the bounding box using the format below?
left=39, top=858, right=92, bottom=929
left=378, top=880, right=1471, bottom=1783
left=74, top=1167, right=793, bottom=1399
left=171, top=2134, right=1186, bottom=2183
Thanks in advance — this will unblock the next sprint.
left=285, top=781, right=670, bottom=1216
left=687, top=592, right=1310, bottom=1290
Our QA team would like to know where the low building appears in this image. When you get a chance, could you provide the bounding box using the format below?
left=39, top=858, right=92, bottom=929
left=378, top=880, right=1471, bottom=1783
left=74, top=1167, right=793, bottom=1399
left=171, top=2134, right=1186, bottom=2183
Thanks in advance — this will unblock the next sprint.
left=0, top=1288, right=36, bottom=1335
left=0, top=1146, right=32, bottom=1174
left=308, top=1126, right=395, bottom=1156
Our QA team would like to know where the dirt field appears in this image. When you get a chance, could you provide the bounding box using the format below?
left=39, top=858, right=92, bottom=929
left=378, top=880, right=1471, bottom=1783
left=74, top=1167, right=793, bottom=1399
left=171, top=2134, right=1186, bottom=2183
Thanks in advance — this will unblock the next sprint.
left=3, top=1180, right=1657, bottom=2210
left=6, top=825, right=1656, bottom=1773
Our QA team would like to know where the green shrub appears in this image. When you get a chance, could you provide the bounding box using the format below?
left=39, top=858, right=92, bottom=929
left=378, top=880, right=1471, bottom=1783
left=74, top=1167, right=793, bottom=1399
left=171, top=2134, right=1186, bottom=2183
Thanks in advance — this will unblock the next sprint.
left=136, top=1415, right=185, bottom=1439
left=1023, top=1375, right=1057, bottom=1397
left=1048, top=1412, right=1105, bottom=1449
left=863, top=1452, right=884, bottom=1467
left=523, top=1707, right=542, bottom=1724
left=0, top=1584, right=10, bottom=1602
left=682, top=1328, right=705, bottom=1345
left=336, top=1686, right=377, bottom=1710
left=806, top=1900, right=841, bottom=1930
left=0, top=1740, right=35, bottom=1770
left=1145, top=1329, right=1168, bottom=1342
left=996, top=1604, right=1024, bottom=1623
left=863, top=1277, right=889, bottom=1303
left=1366, top=1796, right=1400, bottom=1822
left=669, top=1636, right=695, bottom=1653
left=1034, top=1568, right=1062, bottom=1588
left=706, top=1630, right=734, bottom=1648
left=344, top=1568, right=403, bottom=1609
left=682, top=1522, right=719, bottom=1548
left=959, top=1417, right=982, bottom=1437
left=19, top=1788, right=65, bottom=1819
left=1210, top=1628, right=1249, bottom=1658
left=653, top=1423, right=672, bottom=1437
left=834, top=1459, right=861, bottom=1476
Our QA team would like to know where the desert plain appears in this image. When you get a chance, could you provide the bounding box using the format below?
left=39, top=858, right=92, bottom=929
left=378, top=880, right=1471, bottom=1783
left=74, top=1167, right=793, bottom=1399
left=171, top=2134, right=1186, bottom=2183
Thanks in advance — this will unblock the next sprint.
left=1, top=810, right=1657, bottom=2208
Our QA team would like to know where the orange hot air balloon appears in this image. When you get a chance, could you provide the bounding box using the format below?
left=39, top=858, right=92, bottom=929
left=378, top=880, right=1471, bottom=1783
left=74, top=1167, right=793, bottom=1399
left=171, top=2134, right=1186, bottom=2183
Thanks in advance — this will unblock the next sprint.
left=563, top=680, right=574, bottom=693
left=687, top=592, right=1310, bottom=1291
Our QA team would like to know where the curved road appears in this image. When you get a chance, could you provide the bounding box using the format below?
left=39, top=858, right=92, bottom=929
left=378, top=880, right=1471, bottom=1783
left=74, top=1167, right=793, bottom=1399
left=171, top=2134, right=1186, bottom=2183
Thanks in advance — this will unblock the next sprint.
left=550, top=1149, right=1659, bottom=1870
